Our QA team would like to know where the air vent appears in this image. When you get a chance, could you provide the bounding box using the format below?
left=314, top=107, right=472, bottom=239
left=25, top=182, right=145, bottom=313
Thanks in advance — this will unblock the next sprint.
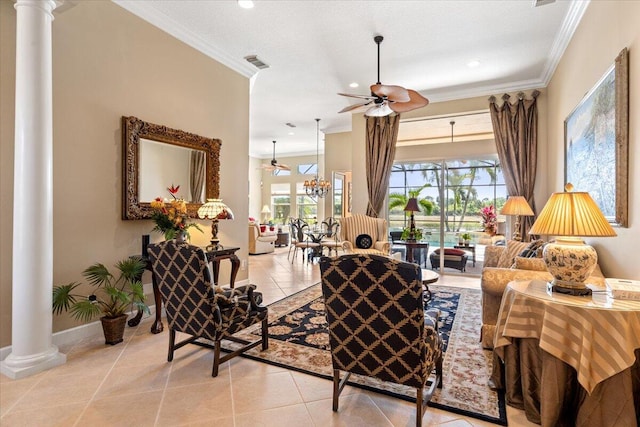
left=244, top=55, right=269, bottom=69
left=285, top=123, right=296, bottom=128
left=533, top=0, right=555, bottom=7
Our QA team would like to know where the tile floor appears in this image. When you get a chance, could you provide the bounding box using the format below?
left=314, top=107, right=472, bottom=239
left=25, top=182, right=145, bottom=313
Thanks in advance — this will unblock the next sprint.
left=0, top=247, right=537, bottom=426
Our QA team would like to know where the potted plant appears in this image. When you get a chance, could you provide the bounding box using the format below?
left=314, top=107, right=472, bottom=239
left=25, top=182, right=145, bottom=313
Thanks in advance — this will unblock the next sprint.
left=461, top=232, right=472, bottom=245
left=401, top=227, right=423, bottom=241
left=52, top=257, right=149, bottom=345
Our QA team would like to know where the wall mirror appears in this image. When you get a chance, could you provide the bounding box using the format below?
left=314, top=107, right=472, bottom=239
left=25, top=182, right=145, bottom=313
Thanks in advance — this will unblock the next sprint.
left=122, top=116, right=221, bottom=220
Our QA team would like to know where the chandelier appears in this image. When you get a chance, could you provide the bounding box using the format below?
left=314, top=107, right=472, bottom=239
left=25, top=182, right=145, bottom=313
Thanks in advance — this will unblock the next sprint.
left=304, top=118, right=331, bottom=198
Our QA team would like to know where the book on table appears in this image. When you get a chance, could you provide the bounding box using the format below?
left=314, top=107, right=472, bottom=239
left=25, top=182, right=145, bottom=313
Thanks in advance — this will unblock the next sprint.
left=605, top=278, right=640, bottom=300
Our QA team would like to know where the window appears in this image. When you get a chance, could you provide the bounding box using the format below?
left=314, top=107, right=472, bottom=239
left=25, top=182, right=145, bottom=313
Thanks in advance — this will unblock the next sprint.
left=296, top=182, right=317, bottom=223
left=298, top=163, right=317, bottom=175
left=272, top=168, right=290, bottom=176
left=270, top=183, right=290, bottom=224
left=389, top=158, right=506, bottom=233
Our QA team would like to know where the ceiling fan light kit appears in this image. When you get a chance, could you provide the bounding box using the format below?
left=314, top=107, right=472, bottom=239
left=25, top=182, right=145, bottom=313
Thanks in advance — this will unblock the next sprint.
left=338, top=35, right=429, bottom=117
left=303, top=119, right=331, bottom=199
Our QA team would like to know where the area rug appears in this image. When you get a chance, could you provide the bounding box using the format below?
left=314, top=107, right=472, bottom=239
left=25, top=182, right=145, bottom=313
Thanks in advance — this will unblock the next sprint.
left=231, top=283, right=507, bottom=425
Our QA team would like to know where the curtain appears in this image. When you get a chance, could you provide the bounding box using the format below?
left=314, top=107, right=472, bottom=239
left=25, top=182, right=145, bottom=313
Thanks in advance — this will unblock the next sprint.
left=489, top=91, right=539, bottom=241
left=365, top=115, right=400, bottom=217
left=190, top=150, right=206, bottom=203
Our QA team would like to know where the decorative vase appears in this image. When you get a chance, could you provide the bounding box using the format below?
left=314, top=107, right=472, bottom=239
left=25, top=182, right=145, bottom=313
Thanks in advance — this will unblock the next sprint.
left=100, top=314, right=128, bottom=345
left=485, top=227, right=496, bottom=236
left=175, top=231, right=187, bottom=243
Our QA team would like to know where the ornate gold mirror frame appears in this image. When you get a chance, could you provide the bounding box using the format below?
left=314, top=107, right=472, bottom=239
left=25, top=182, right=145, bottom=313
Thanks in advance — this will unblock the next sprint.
left=122, top=116, right=221, bottom=220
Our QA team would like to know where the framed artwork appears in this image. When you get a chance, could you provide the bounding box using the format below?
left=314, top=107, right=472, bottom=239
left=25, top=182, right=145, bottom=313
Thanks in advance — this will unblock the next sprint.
left=564, top=48, right=629, bottom=227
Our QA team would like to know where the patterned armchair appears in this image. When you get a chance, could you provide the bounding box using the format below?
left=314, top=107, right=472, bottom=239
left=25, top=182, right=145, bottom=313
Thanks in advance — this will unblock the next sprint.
left=339, top=214, right=390, bottom=255
left=319, top=254, right=443, bottom=427
left=147, top=240, right=268, bottom=376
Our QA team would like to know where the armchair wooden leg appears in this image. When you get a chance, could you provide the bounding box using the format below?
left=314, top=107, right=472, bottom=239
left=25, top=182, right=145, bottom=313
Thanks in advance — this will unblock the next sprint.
left=261, top=317, right=269, bottom=351
left=212, top=339, right=221, bottom=377
left=416, top=386, right=424, bottom=427
left=332, top=369, right=351, bottom=412
left=167, top=329, right=176, bottom=362
left=436, top=353, right=443, bottom=389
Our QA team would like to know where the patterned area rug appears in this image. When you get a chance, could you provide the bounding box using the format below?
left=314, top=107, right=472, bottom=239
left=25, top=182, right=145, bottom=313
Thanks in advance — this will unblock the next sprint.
left=231, top=283, right=507, bottom=425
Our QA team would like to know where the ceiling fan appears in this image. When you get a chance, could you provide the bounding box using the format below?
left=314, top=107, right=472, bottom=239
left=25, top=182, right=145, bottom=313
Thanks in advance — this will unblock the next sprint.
left=338, top=35, right=429, bottom=117
left=259, top=140, right=291, bottom=171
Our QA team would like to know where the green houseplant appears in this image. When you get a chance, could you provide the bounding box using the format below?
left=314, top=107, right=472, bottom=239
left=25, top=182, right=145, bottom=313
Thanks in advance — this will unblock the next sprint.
left=461, top=232, right=472, bottom=244
left=52, top=257, right=149, bottom=345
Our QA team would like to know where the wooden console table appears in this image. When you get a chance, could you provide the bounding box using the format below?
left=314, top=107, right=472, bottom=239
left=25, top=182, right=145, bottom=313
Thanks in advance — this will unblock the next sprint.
left=128, top=246, right=240, bottom=334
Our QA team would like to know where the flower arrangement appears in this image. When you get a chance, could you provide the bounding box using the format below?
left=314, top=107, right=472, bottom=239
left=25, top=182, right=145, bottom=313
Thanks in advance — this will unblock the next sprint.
left=150, top=184, right=202, bottom=240
left=480, top=205, right=497, bottom=234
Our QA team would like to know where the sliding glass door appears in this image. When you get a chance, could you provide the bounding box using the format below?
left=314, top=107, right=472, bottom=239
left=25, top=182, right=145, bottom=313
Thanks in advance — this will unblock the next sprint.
left=388, top=158, right=507, bottom=275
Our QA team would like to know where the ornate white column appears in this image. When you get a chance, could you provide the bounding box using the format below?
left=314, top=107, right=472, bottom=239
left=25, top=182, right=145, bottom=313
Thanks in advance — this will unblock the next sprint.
left=0, top=0, right=65, bottom=379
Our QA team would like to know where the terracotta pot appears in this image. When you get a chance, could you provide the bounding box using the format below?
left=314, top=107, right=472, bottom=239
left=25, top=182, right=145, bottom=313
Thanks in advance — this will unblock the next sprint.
left=100, top=314, right=128, bottom=345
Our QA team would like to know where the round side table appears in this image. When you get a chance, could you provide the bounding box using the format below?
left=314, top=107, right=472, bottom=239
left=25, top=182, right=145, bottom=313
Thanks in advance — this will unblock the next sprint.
left=421, top=269, right=440, bottom=304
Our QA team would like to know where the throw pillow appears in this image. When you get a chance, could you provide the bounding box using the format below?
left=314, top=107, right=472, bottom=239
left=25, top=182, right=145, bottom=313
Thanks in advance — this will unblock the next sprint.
left=512, top=256, right=547, bottom=271
left=433, top=248, right=466, bottom=256
left=497, top=240, right=529, bottom=268
left=518, top=239, right=545, bottom=258
left=355, top=234, right=373, bottom=249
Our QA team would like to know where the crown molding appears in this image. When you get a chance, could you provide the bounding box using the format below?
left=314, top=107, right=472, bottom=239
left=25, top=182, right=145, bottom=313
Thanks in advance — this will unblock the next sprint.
left=540, top=0, right=590, bottom=85
left=112, top=0, right=258, bottom=79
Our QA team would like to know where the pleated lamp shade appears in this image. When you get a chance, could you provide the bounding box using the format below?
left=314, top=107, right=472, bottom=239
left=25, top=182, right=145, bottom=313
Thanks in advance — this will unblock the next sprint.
left=529, top=189, right=615, bottom=237
left=500, top=196, right=534, bottom=217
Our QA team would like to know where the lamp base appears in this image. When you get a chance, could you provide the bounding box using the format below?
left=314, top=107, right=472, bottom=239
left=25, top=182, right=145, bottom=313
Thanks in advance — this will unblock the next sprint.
left=547, top=281, right=592, bottom=296
left=541, top=239, right=597, bottom=295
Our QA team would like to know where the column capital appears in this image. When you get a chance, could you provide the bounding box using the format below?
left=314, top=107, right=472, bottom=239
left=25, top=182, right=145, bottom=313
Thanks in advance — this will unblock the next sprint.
left=14, top=0, right=60, bottom=19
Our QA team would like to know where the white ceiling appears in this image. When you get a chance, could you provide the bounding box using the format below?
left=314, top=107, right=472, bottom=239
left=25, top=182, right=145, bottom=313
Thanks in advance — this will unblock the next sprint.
left=114, top=0, right=588, bottom=158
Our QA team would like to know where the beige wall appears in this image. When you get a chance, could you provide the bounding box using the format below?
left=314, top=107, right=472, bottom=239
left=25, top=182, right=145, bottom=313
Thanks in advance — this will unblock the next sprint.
left=0, top=1, right=250, bottom=346
left=324, top=131, right=353, bottom=219
left=547, top=0, right=639, bottom=279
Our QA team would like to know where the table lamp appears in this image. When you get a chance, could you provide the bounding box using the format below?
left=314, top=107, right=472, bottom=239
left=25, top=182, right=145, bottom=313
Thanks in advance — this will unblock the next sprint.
left=260, top=204, right=271, bottom=223
left=500, top=196, right=534, bottom=241
left=528, top=184, right=616, bottom=296
left=404, top=197, right=421, bottom=241
left=197, top=199, right=234, bottom=250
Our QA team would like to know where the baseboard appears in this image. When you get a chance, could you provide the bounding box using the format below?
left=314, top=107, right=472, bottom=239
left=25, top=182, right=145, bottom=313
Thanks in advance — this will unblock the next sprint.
left=1, top=278, right=250, bottom=360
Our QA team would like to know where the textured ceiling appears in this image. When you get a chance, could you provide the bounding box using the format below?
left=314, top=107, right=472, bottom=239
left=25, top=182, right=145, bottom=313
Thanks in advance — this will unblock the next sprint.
left=114, top=0, right=588, bottom=158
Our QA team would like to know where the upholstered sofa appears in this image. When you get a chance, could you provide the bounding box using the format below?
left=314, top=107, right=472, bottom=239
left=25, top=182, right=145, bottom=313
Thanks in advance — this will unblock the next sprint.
left=248, top=222, right=277, bottom=255
left=480, top=240, right=606, bottom=349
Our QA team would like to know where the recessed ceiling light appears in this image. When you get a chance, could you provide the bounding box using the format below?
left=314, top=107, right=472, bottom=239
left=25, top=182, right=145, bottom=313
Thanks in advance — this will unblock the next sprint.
left=237, top=0, right=254, bottom=9
left=349, top=82, right=359, bottom=88
left=288, top=132, right=295, bottom=135
left=467, top=60, right=481, bottom=68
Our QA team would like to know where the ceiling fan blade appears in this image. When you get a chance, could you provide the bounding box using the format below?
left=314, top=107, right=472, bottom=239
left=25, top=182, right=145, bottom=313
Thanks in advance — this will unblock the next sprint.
left=276, top=163, right=291, bottom=171
left=259, top=164, right=276, bottom=171
left=338, top=101, right=372, bottom=113
left=389, top=89, right=429, bottom=113
left=370, top=84, right=410, bottom=102
left=338, top=92, right=376, bottom=100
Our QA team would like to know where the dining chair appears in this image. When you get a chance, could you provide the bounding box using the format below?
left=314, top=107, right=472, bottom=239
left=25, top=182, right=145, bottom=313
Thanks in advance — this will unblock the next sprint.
left=289, top=218, right=320, bottom=264
left=321, top=217, right=342, bottom=257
